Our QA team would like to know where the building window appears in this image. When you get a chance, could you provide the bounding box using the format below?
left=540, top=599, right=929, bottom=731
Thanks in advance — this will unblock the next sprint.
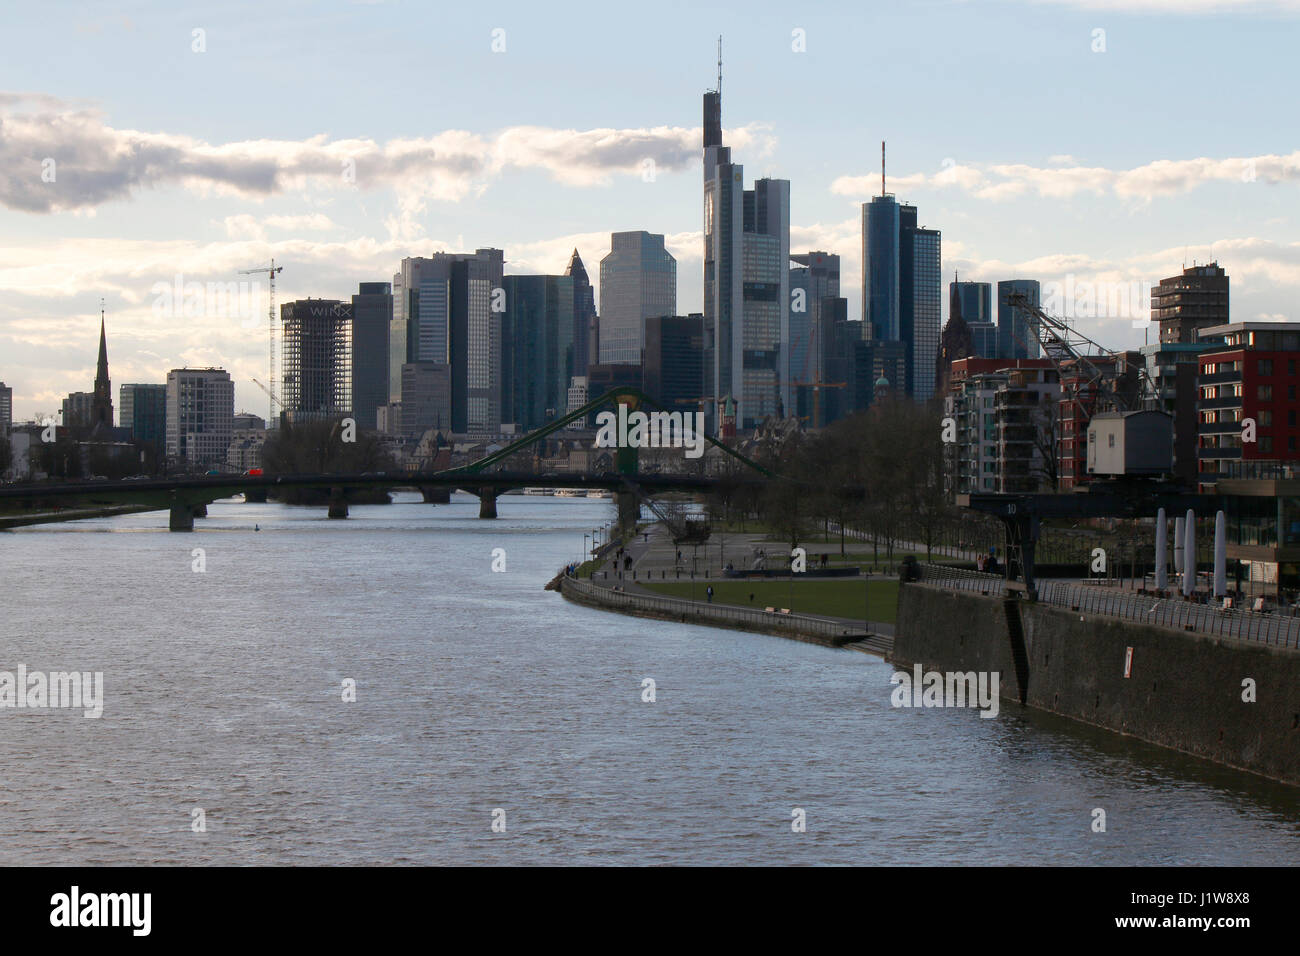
left=1290, top=410, right=1297, bottom=428
left=1289, top=360, right=1296, bottom=376
left=1258, top=385, right=1273, bottom=401
left=1259, top=409, right=1273, bottom=427
left=1258, top=359, right=1273, bottom=375
left=1261, top=437, right=1273, bottom=453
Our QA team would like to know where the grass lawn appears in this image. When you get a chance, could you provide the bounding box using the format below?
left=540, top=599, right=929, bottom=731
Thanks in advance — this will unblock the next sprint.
left=642, top=578, right=900, bottom=624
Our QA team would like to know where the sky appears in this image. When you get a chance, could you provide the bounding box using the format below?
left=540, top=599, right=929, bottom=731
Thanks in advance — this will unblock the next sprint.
left=1, top=0, right=1298, bottom=421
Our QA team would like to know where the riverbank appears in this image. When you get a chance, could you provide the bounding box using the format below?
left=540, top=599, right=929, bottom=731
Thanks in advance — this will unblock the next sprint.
left=893, top=580, right=1300, bottom=786
left=555, top=522, right=895, bottom=656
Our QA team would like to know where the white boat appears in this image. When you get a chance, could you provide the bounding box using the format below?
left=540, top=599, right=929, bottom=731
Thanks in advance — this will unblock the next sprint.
left=554, top=489, right=584, bottom=498
left=587, top=489, right=612, bottom=499
left=523, top=487, right=555, bottom=496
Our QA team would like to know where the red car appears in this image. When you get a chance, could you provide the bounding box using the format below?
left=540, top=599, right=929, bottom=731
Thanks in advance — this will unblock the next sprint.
left=244, top=468, right=263, bottom=476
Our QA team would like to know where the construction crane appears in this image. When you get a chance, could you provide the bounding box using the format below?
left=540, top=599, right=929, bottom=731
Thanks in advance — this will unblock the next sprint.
left=1003, top=291, right=1155, bottom=420
left=789, top=316, right=845, bottom=429
left=240, top=259, right=283, bottom=425
left=250, top=377, right=285, bottom=415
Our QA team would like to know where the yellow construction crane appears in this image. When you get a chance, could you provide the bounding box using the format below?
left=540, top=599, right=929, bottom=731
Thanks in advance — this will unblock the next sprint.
left=250, top=378, right=285, bottom=418
left=239, top=259, right=283, bottom=424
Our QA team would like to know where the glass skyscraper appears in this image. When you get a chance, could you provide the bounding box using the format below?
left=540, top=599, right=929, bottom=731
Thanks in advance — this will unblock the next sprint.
left=597, top=231, right=676, bottom=366
left=998, top=279, right=1043, bottom=360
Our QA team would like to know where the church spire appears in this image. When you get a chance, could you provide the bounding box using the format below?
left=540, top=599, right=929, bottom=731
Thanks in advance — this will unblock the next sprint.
left=91, top=299, right=113, bottom=431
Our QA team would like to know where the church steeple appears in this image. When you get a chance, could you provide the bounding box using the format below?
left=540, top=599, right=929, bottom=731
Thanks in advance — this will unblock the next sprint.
left=91, top=300, right=113, bottom=431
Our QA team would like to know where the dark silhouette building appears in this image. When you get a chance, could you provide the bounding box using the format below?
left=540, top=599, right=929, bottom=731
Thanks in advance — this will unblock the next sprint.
left=351, top=282, right=392, bottom=431
left=643, top=315, right=704, bottom=411
left=1152, top=262, right=1229, bottom=344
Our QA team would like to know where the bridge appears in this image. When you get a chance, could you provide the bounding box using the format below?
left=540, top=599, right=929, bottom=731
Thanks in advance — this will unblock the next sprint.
left=0, top=388, right=783, bottom=532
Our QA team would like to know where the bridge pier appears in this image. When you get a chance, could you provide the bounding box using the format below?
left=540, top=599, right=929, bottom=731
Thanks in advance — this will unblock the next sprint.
left=478, top=489, right=498, bottom=519
left=420, top=485, right=451, bottom=504
left=168, top=504, right=195, bottom=532
left=614, top=491, right=638, bottom=537
left=328, top=487, right=349, bottom=519
left=244, top=488, right=267, bottom=504
left=192, top=503, right=208, bottom=518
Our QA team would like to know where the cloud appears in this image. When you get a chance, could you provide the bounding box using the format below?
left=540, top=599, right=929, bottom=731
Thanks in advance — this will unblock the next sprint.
left=831, top=152, right=1300, bottom=203
left=0, top=94, right=773, bottom=214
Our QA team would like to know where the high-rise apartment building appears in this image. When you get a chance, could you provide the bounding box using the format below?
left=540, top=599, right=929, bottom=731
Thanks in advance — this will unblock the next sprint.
left=392, top=249, right=504, bottom=434
left=702, top=75, right=790, bottom=430
left=351, top=281, right=392, bottom=431
left=281, top=298, right=352, bottom=425
left=597, top=231, right=676, bottom=366
left=166, top=368, right=234, bottom=466
left=0, top=382, right=11, bottom=430
left=1152, top=262, right=1229, bottom=345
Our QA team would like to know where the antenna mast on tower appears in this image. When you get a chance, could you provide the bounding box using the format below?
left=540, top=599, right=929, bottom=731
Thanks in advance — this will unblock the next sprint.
left=717, top=35, right=722, bottom=95
left=881, top=141, right=886, bottom=196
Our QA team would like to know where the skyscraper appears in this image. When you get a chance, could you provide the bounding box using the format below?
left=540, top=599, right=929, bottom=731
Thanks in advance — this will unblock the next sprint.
left=351, top=281, right=392, bottom=431
left=564, top=249, right=597, bottom=380
left=280, top=298, right=352, bottom=424
left=643, top=314, right=705, bottom=411
left=702, top=66, right=790, bottom=430
left=0, top=382, right=11, bottom=430
left=502, top=274, right=575, bottom=431
left=862, top=187, right=940, bottom=399
left=950, top=279, right=998, bottom=357
left=998, top=279, right=1043, bottom=360
left=392, top=249, right=504, bottom=434
left=597, top=231, right=676, bottom=365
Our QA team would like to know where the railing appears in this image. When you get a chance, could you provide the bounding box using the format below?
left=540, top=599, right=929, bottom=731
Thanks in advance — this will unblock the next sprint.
left=1036, top=580, right=1300, bottom=649
left=913, top=563, right=1007, bottom=596
left=562, top=574, right=866, bottom=641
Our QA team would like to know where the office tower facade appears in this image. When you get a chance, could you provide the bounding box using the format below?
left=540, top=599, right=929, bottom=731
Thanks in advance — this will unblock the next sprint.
left=399, top=361, right=452, bottom=438
left=120, top=383, right=166, bottom=448
left=0, top=382, right=11, bottom=430
left=351, top=282, right=392, bottom=431
left=597, top=231, right=676, bottom=365
left=564, top=249, right=597, bottom=380
left=998, top=279, right=1042, bottom=360
left=862, top=195, right=901, bottom=341
left=501, top=274, right=575, bottom=432
left=280, top=298, right=352, bottom=424
left=702, top=76, right=791, bottom=431
left=862, top=195, right=940, bottom=400
left=789, top=252, right=841, bottom=387
left=643, top=314, right=705, bottom=411
left=392, top=249, right=504, bottom=434
left=1152, top=262, right=1229, bottom=345
left=165, top=368, right=234, bottom=465
left=901, top=209, right=942, bottom=401
left=950, top=280, right=997, bottom=356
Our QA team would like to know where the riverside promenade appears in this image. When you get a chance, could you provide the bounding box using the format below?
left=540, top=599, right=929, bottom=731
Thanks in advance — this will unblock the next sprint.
left=558, top=522, right=895, bottom=657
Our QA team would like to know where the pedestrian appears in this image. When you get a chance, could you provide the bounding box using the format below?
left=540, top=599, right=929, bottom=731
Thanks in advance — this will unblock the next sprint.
left=706, top=585, right=714, bottom=603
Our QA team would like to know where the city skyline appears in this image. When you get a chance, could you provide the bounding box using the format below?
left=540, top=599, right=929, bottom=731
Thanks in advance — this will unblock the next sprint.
left=3, top=1, right=1300, bottom=419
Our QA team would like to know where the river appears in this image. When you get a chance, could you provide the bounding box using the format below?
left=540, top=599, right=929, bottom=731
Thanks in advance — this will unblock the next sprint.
left=2, top=492, right=1297, bottom=865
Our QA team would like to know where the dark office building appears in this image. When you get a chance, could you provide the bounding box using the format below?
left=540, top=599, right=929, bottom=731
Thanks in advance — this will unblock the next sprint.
left=1152, top=262, right=1229, bottom=345
left=586, top=363, right=643, bottom=399
left=351, top=281, right=392, bottom=431
left=998, top=279, right=1042, bottom=360
left=564, top=250, right=596, bottom=380
left=501, top=274, right=575, bottom=432
left=400, top=361, right=452, bottom=438
left=119, top=383, right=166, bottom=449
left=643, top=314, right=704, bottom=411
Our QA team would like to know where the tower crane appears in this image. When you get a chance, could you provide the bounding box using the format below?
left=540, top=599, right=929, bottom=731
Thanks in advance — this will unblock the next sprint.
left=251, top=377, right=285, bottom=416
left=240, top=259, right=284, bottom=425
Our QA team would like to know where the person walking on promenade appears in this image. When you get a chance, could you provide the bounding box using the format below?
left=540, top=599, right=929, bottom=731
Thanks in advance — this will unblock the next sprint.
left=706, top=585, right=714, bottom=603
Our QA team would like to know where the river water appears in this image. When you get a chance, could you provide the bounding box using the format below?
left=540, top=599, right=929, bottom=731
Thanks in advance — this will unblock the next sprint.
left=1, top=492, right=1297, bottom=865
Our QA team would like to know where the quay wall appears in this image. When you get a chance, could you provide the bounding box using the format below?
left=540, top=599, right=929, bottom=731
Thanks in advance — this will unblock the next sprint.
left=893, top=583, right=1300, bottom=785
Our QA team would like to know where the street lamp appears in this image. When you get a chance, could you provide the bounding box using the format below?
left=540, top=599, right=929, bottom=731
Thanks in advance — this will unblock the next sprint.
left=584, top=534, right=590, bottom=566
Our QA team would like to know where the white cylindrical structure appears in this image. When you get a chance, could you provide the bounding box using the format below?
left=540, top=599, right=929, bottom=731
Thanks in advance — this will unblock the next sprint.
left=1155, top=507, right=1168, bottom=591
left=1183, top=509, right=1196, bottom=597
left=1174, top=515, right=1185, bottom=574
left=1214, top=510, right=1227, bottom=598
